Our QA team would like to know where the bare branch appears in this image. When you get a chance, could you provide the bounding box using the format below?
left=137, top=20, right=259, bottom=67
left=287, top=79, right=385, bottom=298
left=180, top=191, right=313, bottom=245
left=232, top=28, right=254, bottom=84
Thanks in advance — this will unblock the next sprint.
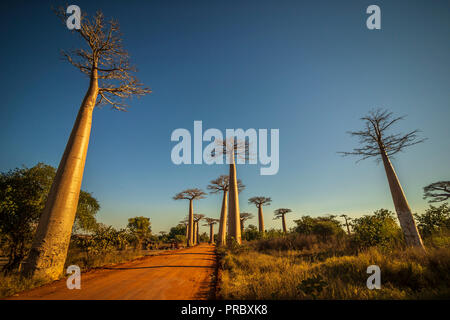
left=423, top=181, right=450, bottom=203
left=55, top=7, right=151, bottom=111
left=338, top=108, right=426, bottom=162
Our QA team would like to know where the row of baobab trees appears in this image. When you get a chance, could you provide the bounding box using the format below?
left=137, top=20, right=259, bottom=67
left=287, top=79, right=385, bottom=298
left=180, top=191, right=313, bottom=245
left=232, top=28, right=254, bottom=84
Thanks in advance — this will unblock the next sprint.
left=21, top=8, right=432, bottom=282
left=174, top=176, right=294, bottom=247
left=175, top=109, right=432, bottom=251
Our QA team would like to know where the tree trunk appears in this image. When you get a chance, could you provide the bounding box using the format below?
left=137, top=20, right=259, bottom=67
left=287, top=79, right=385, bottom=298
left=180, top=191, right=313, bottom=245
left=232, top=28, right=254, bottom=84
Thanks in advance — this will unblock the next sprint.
left=241, top=221, right=244, bottom=234
left=217, top=190, right=228, bottom=245
left=193, top=220, right=197, bottom=245
left=187, top=200, right=194, bottom=247
left=228, top=156, right=241, bottom=244
left=380, top=148, right=425, bottom=249
left=196, top=221, right=200, bottom=244
left=282, top=214, right=287, bottom=233
left=209, top=224, right=214, bottom=244
left=258, top=206, right=265, bottom=233
left=345, top=219, right=351, bottom=235
left=22, top=66, right=99, bottom=280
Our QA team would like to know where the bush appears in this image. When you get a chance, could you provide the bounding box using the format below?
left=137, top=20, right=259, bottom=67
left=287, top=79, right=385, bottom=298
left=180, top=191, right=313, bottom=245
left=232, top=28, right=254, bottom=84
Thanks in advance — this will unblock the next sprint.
left=242, top=224, right=262, bottom=241
left=415, top=204, right=450, bottom=238
left=294, top=215, right=345, bottom=240
left=351, top=209, right=403, bottom=249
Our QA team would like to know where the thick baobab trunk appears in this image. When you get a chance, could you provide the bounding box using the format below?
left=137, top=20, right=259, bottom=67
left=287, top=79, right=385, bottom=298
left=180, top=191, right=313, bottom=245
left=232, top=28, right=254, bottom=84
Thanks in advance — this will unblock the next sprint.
left=188, top=200, right=194, bottom=247
left=23, top=67, right=99, bottom=280
left=228, top=159, right=241, bottom=244
left=258, top=206, right=265, bottom=233
left=281, top=214, right=287, bottom=233
left=217, top=191, right=228, bottom=245
left=209, top=224, right=214, bottom=244
left=380, top=149, right=425, bottom=249
left=241, top=221, right=245, bottom=234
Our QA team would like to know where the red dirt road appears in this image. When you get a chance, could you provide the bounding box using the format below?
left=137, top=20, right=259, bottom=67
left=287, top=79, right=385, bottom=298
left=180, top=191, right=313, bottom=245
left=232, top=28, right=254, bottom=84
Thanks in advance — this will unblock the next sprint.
left=8, top=244, right=217, bottom=300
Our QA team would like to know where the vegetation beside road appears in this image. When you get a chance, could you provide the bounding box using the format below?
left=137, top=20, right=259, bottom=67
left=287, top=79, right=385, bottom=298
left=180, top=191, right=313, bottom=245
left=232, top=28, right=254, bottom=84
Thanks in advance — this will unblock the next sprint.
left=218, top=207, right=450, bottom=300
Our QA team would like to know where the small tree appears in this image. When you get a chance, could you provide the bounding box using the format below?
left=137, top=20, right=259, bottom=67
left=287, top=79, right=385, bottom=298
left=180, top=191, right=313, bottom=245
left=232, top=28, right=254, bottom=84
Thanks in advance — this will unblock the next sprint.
left=193, top=213, right=205, bottom=245
left=169, top=223, right=187, bottom=241
left=294, top=215, right=344, bottom=241
left=423, top=181, right=450, bottom=203
left=351, top=209, right=403, bottom=248
left=0, top=163, right=99, bottom=274
left=173, top=189, right=206, bottom=247
left=203, top=218, right=219, bottom=244
left=239, top=212, right=254, bottom=234
left=248, top=197, right=272, bottom=233
left=340, top=214, right=352, bottom=235
left=127, top=217, right=152, bottom=249
left=274, top=208, right=292, bottom=233
left=242, top=224, right=261, bottom=241
left=339, top=109, right=425, bottom=249
left=414, top=204, right=450, bottom=237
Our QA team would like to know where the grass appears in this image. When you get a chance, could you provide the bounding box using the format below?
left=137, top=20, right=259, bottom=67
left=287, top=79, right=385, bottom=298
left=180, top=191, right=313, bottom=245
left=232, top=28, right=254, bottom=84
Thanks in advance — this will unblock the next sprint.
left=218, top=234, right=450, bottom=299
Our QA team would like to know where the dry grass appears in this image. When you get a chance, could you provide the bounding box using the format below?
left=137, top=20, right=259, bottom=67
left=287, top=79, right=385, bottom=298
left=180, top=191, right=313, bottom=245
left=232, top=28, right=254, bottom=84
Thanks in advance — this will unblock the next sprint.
left=218, top=236, right=450, bottom=300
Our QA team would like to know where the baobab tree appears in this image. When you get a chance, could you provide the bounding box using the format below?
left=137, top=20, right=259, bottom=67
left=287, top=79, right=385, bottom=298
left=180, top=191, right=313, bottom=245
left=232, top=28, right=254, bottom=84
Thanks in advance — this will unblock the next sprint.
left=423, top=181, right=450, bottom=203
left=193, top=214, right=205, bottom=245
left=240, top=212, right=254, bottom=234
left=339, top=109, right=425, bottom=249
left=173, top=189, right=206, bottom=247
left=248, top=197, right=272, bottom=233
left=23, top=9, right=150, bottom=280
left=340, top=214, right=352, bottom=235
left=203, top=218, right=219, bottom=244
left=207, top=175, right=245, bottom=246
left=211, top=138, right=250, bottom=245
left=273, top=208, right=291, bottom=233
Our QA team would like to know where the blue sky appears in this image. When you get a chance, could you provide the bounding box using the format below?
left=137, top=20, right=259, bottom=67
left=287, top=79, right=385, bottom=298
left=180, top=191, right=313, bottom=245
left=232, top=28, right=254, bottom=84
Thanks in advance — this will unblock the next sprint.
left=1, top=0, right=449, bottom=234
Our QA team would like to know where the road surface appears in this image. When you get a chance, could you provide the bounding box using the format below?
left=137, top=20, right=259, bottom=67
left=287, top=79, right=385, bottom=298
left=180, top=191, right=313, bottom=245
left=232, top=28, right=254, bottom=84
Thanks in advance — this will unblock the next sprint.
left=8, top=243, right=217, bottom=300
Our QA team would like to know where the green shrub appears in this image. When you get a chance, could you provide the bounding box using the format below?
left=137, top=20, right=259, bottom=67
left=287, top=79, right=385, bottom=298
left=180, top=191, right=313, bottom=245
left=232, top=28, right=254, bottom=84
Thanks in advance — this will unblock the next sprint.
left=351, top=209, right=403, bottom=249
left=293, top=215, right=345, bottom=240
left=415, top=204, right=450, bottom=238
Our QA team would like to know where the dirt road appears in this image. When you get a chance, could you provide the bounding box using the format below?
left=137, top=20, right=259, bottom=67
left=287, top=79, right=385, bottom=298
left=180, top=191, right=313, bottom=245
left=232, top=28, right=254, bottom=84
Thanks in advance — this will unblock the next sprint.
left=8, top=244, right=217, bottom=300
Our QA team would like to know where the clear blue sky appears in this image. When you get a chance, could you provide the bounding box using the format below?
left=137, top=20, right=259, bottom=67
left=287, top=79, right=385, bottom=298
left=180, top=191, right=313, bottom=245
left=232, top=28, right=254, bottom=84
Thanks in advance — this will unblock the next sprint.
left=1, top=0, right=449, bottom=234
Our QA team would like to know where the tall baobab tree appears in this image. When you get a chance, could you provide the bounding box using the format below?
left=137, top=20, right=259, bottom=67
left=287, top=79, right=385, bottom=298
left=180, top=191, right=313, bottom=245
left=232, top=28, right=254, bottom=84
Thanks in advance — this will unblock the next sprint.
left=210, top=138, right=250, bottom=245
left=273, top=208, right=291, bottom=233
left=248, top=197, right=272, bottom=233
left=193, top=214, right=205, bottom=245
left=240, top=212, right=254, bottom=234
left=340, top=214, right=352, bottom=235
left=23, top=9, right=150, bottom=280
left=339, top=109, right=425, bottom=249
left=423, top=181, right=450, bottom=203
left=173, top=189, right=206, bottom=247
left=203, top=218, right=219, bottom=244
left=207, top=175, right=245, bottom=246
